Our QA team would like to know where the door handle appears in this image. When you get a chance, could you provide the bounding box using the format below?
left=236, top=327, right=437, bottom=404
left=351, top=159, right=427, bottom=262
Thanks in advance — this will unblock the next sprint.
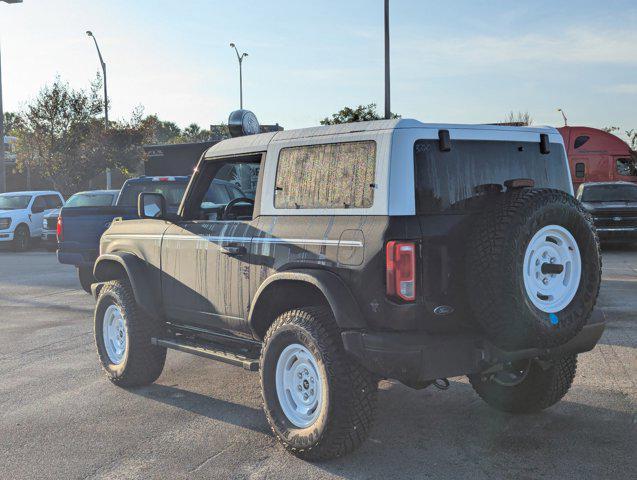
left=221, top=245, right=247, bottom=256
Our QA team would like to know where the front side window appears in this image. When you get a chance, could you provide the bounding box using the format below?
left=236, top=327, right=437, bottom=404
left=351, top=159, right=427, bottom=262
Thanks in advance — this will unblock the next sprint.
left=44, top=195, right=63, bottom=209
left=274, top=141, right=376, bottom=209
left=616, top=157, right=637, bottom=177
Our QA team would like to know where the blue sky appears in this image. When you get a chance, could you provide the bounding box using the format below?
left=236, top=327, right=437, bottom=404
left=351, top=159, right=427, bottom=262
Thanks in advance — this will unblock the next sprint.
left=1, top=0, right=636, bottom=137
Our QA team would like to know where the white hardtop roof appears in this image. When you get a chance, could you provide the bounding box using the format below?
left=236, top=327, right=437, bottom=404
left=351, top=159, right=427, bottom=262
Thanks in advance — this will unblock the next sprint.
left=0, top=190, right=60, bottom=196
left=203, top=118, right=560, bottom=159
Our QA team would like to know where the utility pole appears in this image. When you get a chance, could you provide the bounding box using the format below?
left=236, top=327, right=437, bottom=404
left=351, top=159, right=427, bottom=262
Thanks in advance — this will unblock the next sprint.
left=0, top=0, right=24, bottom=193
left=384, top=0, right=391, bottom=120
left=86, top=30, right=111, bottom=189
left=229, top=43, right=248, bottom=109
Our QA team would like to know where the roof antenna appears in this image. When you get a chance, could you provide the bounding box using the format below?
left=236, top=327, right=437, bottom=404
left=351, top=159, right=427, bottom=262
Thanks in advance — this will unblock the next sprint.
left=557, top=108, right=568, bottom=127
left=384, top=0, right=391, bottom=120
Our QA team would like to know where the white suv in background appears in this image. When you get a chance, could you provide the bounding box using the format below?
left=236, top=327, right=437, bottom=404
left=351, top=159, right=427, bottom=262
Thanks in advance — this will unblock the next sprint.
left=0, top=191, right=64, bottom=251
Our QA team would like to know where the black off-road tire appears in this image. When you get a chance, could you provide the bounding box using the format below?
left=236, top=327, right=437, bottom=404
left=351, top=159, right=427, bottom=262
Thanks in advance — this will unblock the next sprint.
left=94, top=280, right=166, bottom=387
left=466, top=188, right=601, bottom=349
left=78, top=266, right=95, bottom=294
left=12, top=224, right=30, bottom=252
left=469, top=355, right=578, bottom=413
left=260, top=307, right=377, bottom=461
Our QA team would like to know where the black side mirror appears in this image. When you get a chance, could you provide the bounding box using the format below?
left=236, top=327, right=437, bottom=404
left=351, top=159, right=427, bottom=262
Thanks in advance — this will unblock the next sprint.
left=138, top=192, right=167, bottom=219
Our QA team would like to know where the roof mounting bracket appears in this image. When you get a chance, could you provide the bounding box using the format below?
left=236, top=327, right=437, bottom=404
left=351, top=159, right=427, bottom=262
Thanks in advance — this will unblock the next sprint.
left=438, top=129, right=451, bottom=152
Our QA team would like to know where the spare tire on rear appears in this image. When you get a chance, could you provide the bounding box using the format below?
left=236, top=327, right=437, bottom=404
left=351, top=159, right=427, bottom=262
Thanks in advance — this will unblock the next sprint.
left=466, top=188, right=601, bottom=350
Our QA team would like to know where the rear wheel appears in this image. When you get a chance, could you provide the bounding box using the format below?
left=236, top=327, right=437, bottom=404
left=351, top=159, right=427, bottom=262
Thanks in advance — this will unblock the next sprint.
left=260, top=307, right=377, bottom=460
left=78, top=266, right=95, bottom=294
left=469, top=355, right=577, bottom=413
left=12, top=224, right=30, bottom=252
left=94, top=279, right=166, bottom=387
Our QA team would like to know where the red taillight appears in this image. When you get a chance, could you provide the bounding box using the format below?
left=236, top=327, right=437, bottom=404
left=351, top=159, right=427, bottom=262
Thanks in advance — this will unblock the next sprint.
left=386, top=241, right=416, bottom=302
left=56, top=216, right=63, bottom=242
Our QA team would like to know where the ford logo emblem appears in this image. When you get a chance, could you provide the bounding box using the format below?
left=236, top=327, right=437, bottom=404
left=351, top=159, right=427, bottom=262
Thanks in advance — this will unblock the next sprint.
left=433, top=305, right=454, bottom=316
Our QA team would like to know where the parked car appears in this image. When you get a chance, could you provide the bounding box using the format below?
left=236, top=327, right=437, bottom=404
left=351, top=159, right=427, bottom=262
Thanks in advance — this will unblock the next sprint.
left=42, top=190, right=118, bottom=252
left=577, top=181, right=637, bottom=243
left=89, top=118, right=603, bottom=460
left=0, top=191, right=64, bottom=251
left=57, top=176, right=243, bottom=293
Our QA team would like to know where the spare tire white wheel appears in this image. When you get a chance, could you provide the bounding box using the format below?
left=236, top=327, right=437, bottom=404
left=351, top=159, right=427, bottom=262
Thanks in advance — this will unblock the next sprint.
left=466, top=188, right=601, bottom=413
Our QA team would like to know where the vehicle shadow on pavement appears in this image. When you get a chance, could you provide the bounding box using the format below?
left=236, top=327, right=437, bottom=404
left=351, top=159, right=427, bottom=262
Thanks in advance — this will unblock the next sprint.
left=130, top=383, right=270, bottom=435
left=311, top=380, right=634, bottom=479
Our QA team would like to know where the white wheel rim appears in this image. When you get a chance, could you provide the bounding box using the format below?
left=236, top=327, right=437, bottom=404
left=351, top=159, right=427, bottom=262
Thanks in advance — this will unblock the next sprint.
left=275, top=344, right=323, bottom=428
left=523, top=225, right=582, bottom=314
left=102, top=304, right=127, bottom=365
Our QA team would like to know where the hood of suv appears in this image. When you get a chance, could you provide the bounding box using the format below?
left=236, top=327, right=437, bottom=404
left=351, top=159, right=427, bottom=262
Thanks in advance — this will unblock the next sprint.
left=581, top=201, right=637, bottom=213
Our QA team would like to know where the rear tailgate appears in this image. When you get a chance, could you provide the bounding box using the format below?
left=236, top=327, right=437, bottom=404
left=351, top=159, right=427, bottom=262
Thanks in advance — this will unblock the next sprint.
left=57, top=206, right=136, bottom=267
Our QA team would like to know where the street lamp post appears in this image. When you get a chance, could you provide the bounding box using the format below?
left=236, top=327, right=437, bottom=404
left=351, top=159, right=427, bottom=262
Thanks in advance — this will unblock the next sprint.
left=0, top=0, right=24, bottom=194
left=384, top=0, right=391, bottom=120
left=86, top=30, right=111, bottom=189
left=229, top=43, right=248, bottom=109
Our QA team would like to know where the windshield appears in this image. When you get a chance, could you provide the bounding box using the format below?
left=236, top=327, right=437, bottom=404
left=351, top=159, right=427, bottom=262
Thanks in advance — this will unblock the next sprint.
left=65, top=193, right=116, bottom=207
left=581, top=184, right=637, bottom=202
left=118, top=182, right=187, bottom=208
left=0, top=195, right=32, bottom=210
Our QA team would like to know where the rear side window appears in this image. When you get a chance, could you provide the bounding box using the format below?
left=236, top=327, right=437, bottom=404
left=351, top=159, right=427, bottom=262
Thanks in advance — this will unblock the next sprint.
left=414, top=139, right=571, bottom=213
left=575, top=162, right=586, bottom=178
left=44, top=195, right=63, bottom=209
left=274, top=141, right=376, bottom=209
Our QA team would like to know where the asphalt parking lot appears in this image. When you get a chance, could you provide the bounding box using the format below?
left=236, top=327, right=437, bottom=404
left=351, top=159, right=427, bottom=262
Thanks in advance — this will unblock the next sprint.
left=0, top=247, right=635, bottom=480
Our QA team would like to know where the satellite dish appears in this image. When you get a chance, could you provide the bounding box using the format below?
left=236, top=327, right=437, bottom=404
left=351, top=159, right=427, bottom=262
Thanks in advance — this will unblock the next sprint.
left=228, top=110, right=261, bottom=137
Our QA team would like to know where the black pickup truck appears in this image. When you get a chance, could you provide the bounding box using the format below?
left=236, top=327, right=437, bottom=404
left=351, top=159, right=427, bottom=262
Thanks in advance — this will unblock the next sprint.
left=577, top=181, right=637, bottom=243
left=58, top=176, right=245, bottom=292
left=89, top=119, right=603, bottom=460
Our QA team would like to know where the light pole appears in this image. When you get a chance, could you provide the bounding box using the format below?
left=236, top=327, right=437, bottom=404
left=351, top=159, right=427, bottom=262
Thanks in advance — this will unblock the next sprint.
left=0, top=0, right=23, bottom=193
left=86, top=30, right=111, bottom=189
left=229, top=43, right=248, bottom=109
left=384, top=0, right=391, bottom=120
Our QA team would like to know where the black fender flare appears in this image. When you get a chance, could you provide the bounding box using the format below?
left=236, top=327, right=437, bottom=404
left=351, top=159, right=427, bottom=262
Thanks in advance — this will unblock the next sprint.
left=248, top=269, right=366, bottom=336
left=93, top=252, right=159, bottom=318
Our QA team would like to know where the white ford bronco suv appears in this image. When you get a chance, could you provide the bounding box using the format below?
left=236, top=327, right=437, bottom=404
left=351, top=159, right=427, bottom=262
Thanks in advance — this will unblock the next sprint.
left=91, top=118, right=602, bottom=460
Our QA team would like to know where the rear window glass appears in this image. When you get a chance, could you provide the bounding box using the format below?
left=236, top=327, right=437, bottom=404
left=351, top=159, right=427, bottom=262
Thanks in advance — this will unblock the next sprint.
left=275, top=141, right=376, bottom=209
left=65, top=193, right=115, bottom=207
left=118, top=182, right=187, bottom=208
left=414, top=139, right=571, bottom=213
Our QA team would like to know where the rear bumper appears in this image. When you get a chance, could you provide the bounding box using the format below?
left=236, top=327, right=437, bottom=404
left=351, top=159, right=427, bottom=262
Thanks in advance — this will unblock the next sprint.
left=342, top=313, right=605, bottom=387
left=57, top=249, right=96, bottom=267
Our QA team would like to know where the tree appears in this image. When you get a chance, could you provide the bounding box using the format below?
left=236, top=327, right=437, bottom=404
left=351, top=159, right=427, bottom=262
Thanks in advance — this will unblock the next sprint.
left=503, top=111, right=533, bottom=126
left=3, top=112, right=25, bottom=134
left=14, top=76, right=145, bottom=195
left=320, top=103, right=399, bottom=125
left=139, top=114, right=182, bottom=144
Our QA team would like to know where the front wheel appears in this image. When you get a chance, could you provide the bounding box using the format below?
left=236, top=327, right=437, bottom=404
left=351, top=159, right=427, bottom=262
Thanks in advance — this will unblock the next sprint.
left=260, top=307, right=377, bottom=460
left=94, top=280, right=166, bottom=387
left=12, top=225, right=30, bottom=252
left=469, top=354, right=577, bottom=413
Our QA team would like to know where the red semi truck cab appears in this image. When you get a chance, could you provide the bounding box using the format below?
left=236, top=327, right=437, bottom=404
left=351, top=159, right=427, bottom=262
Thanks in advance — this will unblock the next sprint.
left=558, top=126, right=637, bottom=191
